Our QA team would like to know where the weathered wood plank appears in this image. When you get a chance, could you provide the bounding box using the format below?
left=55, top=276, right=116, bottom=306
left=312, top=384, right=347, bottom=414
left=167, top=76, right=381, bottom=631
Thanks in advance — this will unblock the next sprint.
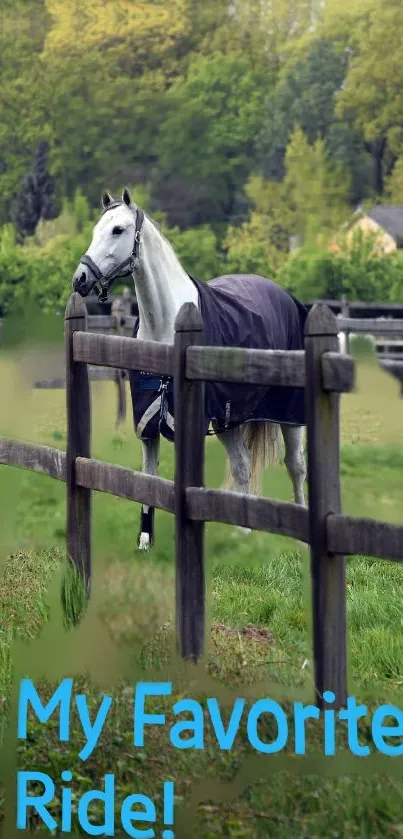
left=34, top=377, right=67, bottom=389
left=65, top=294, right=92, bottom=591
left=185, top=346, right=305, bottom=387
left=321, top=352, right=355, bottom=392
left=305, top=300, right=403, bottom=315
left=327, top=514, right=403, bottom=562
left=348, top=301, right=403, bottom=313
left=174, top=303, right=206, bottom=662
left=305, top=302, right=347, bottom=709
left=86, top=315, right=135, bottom=332
left=186, top=346, right=354, bottom=392
left=73, top=332, right=173, bottom=376
left=337, top=317, right=403, bottom=335
left=76, top=457, right=175, bottom=512
left=186, top=487, right=309, bottom=541
left=34, top=366, right=119, bottom=388
left=87, top=316, right=115, bottom=330
left=378, top=359, right=403, bottom=395
left=0, top=437, right=66, bottom=481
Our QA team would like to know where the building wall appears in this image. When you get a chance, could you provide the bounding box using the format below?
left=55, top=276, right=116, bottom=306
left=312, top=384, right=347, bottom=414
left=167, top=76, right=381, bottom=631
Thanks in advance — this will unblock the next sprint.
left=347, top=216, right=397, bottom=254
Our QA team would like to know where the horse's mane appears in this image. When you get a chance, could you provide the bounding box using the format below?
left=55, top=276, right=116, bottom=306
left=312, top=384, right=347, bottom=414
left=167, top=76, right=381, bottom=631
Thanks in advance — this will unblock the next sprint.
left=144, top=210, right=186, bottom=270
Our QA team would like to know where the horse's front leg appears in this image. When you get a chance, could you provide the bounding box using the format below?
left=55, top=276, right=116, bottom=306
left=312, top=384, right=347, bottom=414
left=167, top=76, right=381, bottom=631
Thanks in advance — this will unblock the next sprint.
left=138, top=436, right=160, bottom=551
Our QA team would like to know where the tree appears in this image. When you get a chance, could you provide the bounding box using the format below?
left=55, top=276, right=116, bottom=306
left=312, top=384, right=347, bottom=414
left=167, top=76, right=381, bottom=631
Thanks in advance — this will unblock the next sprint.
left=384, top=158, right=403, bottom=204
left=0, top=0, right=54, bottom=225
left=225, top=0, right=324, bottom=74
left=258, top=37, right=372, bottom=203
left=13, top=142, right=59, bottom=241
left=38, top=0, right=235, bottom=208
left=152, top=53, right=267, bottom=228
left=283, top=124, right=350, bottom=242
left=42, top=0, right=224, bottom=83
left=224, top=175, right=293, bottom=275
left=335, top=0, right=403, bottom=195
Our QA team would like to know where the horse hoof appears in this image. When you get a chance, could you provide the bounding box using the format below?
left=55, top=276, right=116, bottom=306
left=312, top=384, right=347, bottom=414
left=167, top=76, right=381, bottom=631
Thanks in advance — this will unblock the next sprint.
left=138, top=532, right=150, bottom=551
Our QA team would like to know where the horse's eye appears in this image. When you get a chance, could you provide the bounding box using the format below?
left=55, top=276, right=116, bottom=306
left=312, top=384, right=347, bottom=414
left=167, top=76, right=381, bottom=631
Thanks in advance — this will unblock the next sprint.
left=112, top=226, right=124, bottom=235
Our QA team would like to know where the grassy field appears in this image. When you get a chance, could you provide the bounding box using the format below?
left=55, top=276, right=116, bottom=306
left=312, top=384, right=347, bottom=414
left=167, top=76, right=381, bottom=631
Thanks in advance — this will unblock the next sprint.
left=1, top=341, right=403, bottom=837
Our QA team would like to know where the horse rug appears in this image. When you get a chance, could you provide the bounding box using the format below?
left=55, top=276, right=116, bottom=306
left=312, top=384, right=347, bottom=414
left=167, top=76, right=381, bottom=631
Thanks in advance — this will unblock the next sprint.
left=128, top=274, right=308, bottom=441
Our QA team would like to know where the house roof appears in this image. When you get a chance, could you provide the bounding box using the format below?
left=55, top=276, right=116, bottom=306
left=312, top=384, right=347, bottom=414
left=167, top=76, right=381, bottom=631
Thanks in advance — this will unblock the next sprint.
left=366, top=205, right=403, bottom=242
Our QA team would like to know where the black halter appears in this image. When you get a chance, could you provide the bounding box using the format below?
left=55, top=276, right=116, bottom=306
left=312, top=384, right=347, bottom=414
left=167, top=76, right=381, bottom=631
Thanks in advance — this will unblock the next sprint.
left=79, top=203, right=145, bottom=303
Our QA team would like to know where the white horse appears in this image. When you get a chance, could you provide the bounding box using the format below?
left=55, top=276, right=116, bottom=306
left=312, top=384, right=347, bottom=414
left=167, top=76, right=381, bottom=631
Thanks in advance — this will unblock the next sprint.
left=72, top=188, right=306, bottom=551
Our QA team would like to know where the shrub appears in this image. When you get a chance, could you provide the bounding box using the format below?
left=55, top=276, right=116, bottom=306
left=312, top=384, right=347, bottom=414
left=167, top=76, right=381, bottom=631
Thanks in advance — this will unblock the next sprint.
left=277, top=237, right=403, bottom=302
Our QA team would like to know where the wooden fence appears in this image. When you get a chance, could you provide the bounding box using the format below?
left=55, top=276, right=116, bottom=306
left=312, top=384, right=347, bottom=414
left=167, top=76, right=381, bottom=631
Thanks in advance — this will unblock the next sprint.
left=2, top=292, right=403, bottom=710
left=334, top=296, right=403, bottom=359
left=33, top=291, right=137, bottom=429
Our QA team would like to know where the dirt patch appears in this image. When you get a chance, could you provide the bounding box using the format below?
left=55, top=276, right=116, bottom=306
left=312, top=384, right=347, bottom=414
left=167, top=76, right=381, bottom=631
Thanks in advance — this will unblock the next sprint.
left=211, top=622, right=275, bottom=645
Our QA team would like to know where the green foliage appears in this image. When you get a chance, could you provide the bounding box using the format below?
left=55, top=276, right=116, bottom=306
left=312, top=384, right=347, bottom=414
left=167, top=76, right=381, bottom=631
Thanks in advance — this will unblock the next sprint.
left=336, top=0, right=403, bottom=156
left=60, top=559, right=89, bottom=630
left=13, top=141, right=59, bottom=241
left=384, top=158, right=403, bottom=204
left=0, top=218, right=94, bottom=316
left=277, top=233, right=403, bottom=302
left=2, top=0, right=403, bottom=307
left=258, top=37, right=372, bottom=204
left=277, top=246, right=345, bottom=300
left=284, top=124, right=351, bottom=242
left=153, top=53, right=267, bottom=227
left=72, top=188, right=91, bottom=233
left=224, top=176, right=292, bottom=276
left=166, top=224, right=225, bottom=281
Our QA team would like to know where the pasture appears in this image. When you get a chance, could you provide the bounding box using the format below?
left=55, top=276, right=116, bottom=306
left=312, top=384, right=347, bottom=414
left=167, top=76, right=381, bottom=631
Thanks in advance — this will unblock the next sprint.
left=1, top=343, right=403, bottom=837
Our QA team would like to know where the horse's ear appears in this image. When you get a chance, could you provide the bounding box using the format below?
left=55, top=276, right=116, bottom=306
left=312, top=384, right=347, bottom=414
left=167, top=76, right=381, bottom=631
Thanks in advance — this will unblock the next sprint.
left=102, top=191, right=114, bottom=208
left=122, top=187, right=132, bottom=207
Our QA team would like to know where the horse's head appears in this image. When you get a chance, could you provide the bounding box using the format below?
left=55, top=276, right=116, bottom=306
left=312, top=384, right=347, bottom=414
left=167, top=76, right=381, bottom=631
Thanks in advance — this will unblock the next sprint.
left=72, top=187, right=143, bottom=302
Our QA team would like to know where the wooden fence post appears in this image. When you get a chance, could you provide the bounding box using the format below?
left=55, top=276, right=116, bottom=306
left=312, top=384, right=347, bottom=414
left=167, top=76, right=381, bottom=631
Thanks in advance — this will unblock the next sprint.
left=65, top=293, right=91, bottom=592
left=111, top=296, right=127, bottom=428
left=305, top=302, right=347, bottom=709
left=174, top=302, right=205, bottom=661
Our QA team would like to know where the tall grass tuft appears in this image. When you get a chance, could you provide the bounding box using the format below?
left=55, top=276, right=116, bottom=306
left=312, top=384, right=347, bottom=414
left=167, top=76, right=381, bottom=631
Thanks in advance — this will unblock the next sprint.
left=60, top=559, right=89, bottom=631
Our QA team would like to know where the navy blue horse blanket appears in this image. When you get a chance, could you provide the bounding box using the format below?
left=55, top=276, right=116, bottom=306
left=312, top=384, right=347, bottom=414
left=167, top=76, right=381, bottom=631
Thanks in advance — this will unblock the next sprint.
left=128, top=274, right=308, bottom=441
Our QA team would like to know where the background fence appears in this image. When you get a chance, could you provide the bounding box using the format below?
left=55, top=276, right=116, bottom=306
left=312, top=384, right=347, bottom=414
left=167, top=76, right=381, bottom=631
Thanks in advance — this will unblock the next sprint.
left=1, top=292, right=403, bottom=710
left=33, top=288, right=137, bottom=429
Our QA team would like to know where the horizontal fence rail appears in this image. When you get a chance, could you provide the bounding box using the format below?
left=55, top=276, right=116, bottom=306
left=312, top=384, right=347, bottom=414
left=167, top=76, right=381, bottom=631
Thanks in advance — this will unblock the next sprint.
left=2, top=435, right=403, bottom=566
left=337, top=317, right=403, bottom=335
left=73, top=331, right=174, bottom=376
left=186, top=347, right=354, bottom=392
left=0, top=438, right=66, bottom=481
left=186, top=487, right=310, bottom=542
left=75, top=457, right=175, bottom=512
left=73, top=337, right=355, bottom=393
left=327, top=514, right=403, bottom=563
left=87, top=315, right=136, bottom=333
left=378, top=359, right=403, bottom=394
left=33, top=366, right=125, bottom=389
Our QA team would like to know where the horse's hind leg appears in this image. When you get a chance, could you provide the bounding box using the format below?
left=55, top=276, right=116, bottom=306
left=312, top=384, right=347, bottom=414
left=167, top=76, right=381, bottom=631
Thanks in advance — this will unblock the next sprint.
left=215, top=424, right=252, bottom=536
left=281, top=424, right=306, bottom=506
left=138, top=436, right=160, bottom=551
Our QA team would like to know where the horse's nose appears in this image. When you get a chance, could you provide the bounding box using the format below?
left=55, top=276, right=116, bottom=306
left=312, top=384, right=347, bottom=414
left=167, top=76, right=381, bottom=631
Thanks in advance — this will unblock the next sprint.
left=73, top=267, right=88, bottom=294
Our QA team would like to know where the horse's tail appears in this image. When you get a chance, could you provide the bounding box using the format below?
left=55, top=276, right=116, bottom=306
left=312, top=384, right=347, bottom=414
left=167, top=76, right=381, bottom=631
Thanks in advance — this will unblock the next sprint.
left=242, top=421, right=282, bottom=495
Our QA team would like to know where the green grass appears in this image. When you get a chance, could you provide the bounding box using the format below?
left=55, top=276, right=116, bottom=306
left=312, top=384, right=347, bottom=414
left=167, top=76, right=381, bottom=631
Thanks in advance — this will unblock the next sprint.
left=2, top=350, right=403, bottom=835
